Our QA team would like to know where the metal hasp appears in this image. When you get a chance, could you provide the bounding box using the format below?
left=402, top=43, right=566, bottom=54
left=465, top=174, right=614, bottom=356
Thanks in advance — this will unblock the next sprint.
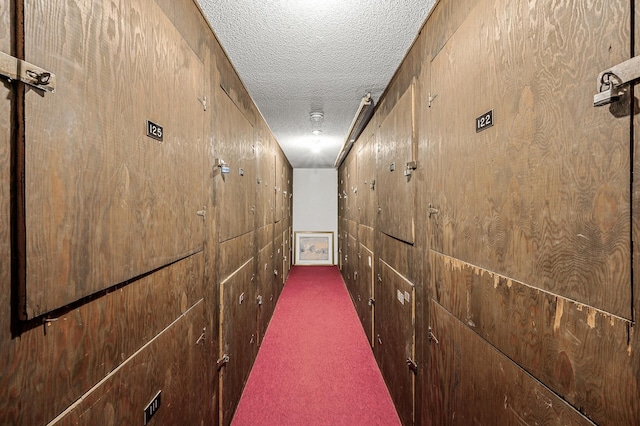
left=0, top=51, right=56, bottom=93
left=406, top=357, right=418, bottom=375
left=217, top=354, right=230, bottom=370
left=594, top=55, right=640, bottom=107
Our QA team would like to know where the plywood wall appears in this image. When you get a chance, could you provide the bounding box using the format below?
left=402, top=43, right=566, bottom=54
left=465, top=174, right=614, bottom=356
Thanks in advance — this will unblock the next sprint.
left=339, top=0, right=639, bottom=424
left=0, top=0, right=292, bottom=424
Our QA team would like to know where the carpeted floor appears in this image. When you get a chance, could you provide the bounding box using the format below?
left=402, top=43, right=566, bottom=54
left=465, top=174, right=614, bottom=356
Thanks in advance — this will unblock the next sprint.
left=231, top=265, right=401, bottom=426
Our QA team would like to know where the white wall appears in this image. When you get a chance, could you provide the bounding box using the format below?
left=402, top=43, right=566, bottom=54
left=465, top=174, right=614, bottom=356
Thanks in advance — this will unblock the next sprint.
left=293, top=168, right=338, bottom=264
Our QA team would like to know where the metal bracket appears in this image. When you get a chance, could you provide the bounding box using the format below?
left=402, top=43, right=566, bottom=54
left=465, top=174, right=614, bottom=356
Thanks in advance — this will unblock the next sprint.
left=217, top=354, right=230, bottom=370
left=406, top=357, right=418, bottom=375
left=428, top=327, right=439, bottom=344
left=198, top=96, right=207, bottom=111
left=0, top=51, right=56, bottom=93
left=428, top=204, right=439, bottom=218
left=404, top=161, right=418, bottom=177
left=594, top=55, right=640, bottom=107
left=195, top=328, right=206, bottom=345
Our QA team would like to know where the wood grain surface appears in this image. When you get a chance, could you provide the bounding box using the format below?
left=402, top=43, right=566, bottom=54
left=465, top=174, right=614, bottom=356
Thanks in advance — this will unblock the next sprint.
left=432, top=251, right=638, bottom=424
left=50, top=301, right=209, bottom=426
left=214, top=86, right=256, bottom=243
left=376, top=84, right=416, bottom=244
left=374, top=259, right=415, bottom=426
left=219, top=258, right=258, bottom=426
left=22, top=0, right=206, bottom=318
left=428, top=0, right=631, bottom=318
left=429, top=301, right=593, bottom=425
left=357, top=243, right=374, bottom=345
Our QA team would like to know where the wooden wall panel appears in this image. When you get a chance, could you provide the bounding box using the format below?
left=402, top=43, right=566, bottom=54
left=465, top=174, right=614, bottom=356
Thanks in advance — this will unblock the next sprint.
left=257, top=241, right=275, bottom=345
left=634, top=0, right=640, bottom=332
left=218, top=231, right=254, bottom=282
left=0, top=253, right=205, bottom=425
left=376, top=84, right=416, bottom=244
left=274, top=153, right=283, bottom=223
left=22, top=0, right=206, bottom=318
left=358, top=224, right=374, bottom=252
left=429, top=0, right=631, bottom=318
left=357, top=243, right=374, bottom=345
left=214, top=88, right=256, bottom=243
left=273, top=232, right=284, bottom=287
left=255, top=131, right=274, bottom=228
left=432, top=251, right=639, bottom=425
left=356, top=133, right=377, bottom=227
left=429, top=302, right=592, bottom=425
left=219, top=258, right=258, bottom=426
left=375, top=260, right=415, bottom=426
left=50, top=301, right=209, bottom=426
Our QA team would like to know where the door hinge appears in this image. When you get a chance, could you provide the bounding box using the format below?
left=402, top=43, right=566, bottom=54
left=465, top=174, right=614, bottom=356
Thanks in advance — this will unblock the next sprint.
left=406, top=357, right=418, bottom=375
left=217, top=354, right=230, bottom=370
left=0, top=51, right=56, bottom=93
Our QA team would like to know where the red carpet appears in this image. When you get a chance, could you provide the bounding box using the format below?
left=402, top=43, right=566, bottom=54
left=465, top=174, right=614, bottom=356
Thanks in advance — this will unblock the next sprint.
left=231, top=266, right=401, bottom=426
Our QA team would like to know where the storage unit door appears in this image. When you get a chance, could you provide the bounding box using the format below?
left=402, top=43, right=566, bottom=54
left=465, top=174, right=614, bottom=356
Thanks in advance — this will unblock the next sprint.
left=357, top=244, right=375, bottom=346
left=215, top=90, right=256, bottom=243
left=375, top=259, right=415, bottom=426
left=20, top=0, right=205, bottom=318
left=376, top=85, right=416, bottom=244
left=219, top=258, right=258, bottom=425
left=426, top=0, right=636, bottom=424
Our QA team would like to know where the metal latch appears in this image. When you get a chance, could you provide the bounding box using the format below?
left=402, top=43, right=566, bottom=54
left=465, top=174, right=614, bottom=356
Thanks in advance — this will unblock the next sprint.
left=195, top=328, right=206, bottom=345
left=368, top=297, right=375, bottom=307
left=196, top=209, right=206, bottom=219
left=428, top=204, right=439, bottom=218
left=217, top=354, right=230, bottom=370
left=594, top=55, right=640, bottom=107
left=0, top=51, right=56, bottom=93
left=404, top=161, right=418, bottom=177
left=428, top=327, right=439, bottom=344
left=406, top=357, right=418, bottom=375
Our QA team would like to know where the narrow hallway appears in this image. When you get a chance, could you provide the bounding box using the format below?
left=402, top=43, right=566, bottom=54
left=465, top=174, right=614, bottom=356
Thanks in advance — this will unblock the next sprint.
left=231, top=266, right=400, bottom=426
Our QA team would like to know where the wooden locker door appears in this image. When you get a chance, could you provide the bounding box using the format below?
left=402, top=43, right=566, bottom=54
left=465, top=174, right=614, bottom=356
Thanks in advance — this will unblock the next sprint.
left=426, top=0, right=637, bottom=424
left=219, top=258, right=258, bottom=426
left=358, top=244, right=374, bottom=346
left=429, top=0, right=631, bottom=320
left=20, top=0, right=205, bottom=318
left=375, top=259, right=415, bottom=426
left=376, top=84, right=416, bottom=244
left=215, top=90, right=256, bottom=243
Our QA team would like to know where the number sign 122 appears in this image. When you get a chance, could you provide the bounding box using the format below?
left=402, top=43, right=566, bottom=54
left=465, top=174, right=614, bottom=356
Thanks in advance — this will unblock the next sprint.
left=476, top=110, right=494, bottom=133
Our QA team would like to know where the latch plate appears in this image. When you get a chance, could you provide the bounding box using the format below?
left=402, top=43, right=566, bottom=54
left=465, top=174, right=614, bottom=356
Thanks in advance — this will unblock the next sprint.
left=406, top=357, right=418, bottom=375
left=594, top=55, right=640, bottom=107
left=217, top=354, right=230, bottom=370
left=0, top=51, right=56, bottom=93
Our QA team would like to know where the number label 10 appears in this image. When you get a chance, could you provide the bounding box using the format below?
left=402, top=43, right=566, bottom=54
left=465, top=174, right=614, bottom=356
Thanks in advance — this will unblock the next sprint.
left=476, top=110, right=494, bottom=133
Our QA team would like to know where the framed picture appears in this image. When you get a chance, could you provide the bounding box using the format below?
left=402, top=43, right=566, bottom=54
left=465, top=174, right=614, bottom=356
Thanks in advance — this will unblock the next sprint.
left=294, top=231, right=334, bottom=265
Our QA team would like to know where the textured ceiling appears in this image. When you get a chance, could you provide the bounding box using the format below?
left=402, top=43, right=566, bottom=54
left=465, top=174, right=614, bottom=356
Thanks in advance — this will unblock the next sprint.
left=196, top=0, right=436, bottom=168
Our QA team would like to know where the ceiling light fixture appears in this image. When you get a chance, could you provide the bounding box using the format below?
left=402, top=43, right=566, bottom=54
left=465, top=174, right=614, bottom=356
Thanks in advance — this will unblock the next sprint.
left=309, top=111, right=324, bottom=123
left=311, top=129, right=322, bottom=135
left=334, top=93, right=375, bottom=168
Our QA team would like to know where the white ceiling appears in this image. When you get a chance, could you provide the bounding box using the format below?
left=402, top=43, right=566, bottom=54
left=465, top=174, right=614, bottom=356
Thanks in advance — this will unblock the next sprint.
left=196, top=0, right=436, bottom=168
